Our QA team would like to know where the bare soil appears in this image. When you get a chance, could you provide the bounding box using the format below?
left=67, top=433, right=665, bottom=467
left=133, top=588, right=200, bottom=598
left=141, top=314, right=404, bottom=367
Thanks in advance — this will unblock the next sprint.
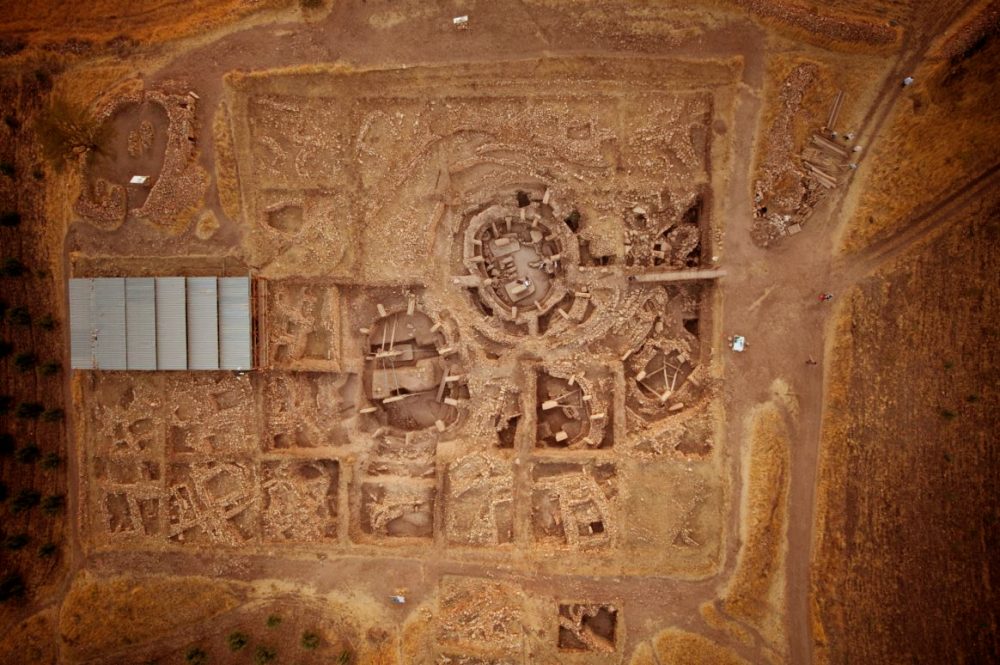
left=0, top=1, right=995, bottom=664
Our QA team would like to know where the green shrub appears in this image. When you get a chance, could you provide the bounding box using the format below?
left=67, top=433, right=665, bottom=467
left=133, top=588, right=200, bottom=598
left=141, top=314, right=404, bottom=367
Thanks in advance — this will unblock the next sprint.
left=14, top=352, right=36, bottom=371
left=15, top=402, right=43, bottom=419
left=39, top=542, right=58, bottom=557
left=300, top=0, right=323, bottom=8
left=41, top=494, right=65, bottom=516
left=0, top=433, right=15, bottom=456
left=227, top=631, right=249, bottom=652
left=42, top=408, right=64, bottom=422
left=266, top=614, right=282, bottom=628
left=4, top=534, right=29, bottom=550
left=301, top=631, right=320, bottom=650
left=41, top=452, right=61, bottom=469
left=184, top=647, right=207, bottom=665
left=337, top=651, right=352, bottom=665
left=253, top=646, right=276, bottom=664
left=14, top=443, right=40, bottom=463
left=0, top=212, right=19, bottom=227
left=0, top=162, right=14, bottom=178
left=38, top=314, right=56, bottom=330
left=0, top=340, right=12, bottom=357
left=9, top=306, right=30, bottom=325
left=3, top=115, right=20, bottom=131
left=0, top=572, right=25, bottom=602
left=40, top=360, right=61, bottom=375
left=0, top=395, right=12, bottom=414
left=11, top=489, right=41, bottom=513
left=2, top=258, right=27, bottom=277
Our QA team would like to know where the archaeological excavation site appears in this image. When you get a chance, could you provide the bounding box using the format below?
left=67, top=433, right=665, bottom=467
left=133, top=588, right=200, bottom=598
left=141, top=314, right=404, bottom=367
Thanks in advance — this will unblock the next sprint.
left=0, top=1, right=996, bottom=664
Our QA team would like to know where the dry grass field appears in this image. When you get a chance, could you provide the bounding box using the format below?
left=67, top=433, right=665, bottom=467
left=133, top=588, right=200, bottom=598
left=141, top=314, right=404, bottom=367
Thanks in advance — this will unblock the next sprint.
left=812, top=191, right=1000, bottom=663
left=839, top=22, right=1000, bottom=253
left=0, top=0, right=294, bottom=51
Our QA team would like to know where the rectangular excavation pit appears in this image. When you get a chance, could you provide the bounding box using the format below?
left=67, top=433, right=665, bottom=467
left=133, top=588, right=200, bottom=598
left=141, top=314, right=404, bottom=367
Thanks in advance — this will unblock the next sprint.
left=263, top=281, right=342, bottom=371
left=261, top=459, right=339, bottom=542
left=263, top=372, right=354, bottom=450
left=359, top=481, right=436, bottom=540
left=531, top=461, right=617, bottom=549
left=535, top=366, right=614, bottom=451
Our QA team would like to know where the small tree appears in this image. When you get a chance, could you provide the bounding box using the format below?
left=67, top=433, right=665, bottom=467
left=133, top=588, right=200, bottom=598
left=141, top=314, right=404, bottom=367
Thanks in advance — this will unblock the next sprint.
left=14, top=352, right=36, bottom=371
left=8, top=307, right=30, bottom=325
left=227, top=631, right=249, bottom=652
left=38, top=542, right=58, bottom=557
left=15, top=402, right=44, bottom=419
left=41, top=452, right=61, bottom=469
left=0, top=572, right=25, bottom=602
left=41, top=494, right=65, bottom=516
left=301, top=631, right=321, bottom=650
left=266, top=614, right=282, bottom=628
left=0, top=433, right=15, bottom=456
left=253, top=646, right=276, bottom=665
left=4, top=534, right=29, bottom=551
left=40, top=360, right=61, bottom=375
left=14, top=443, right=40, bottom=463
left=184, top=647, right=208, bottom=665
left=38, top=314, right=57, bottom=331
left=2, top=258, right=27, bottom=277
left=0, top=162, right=14, bottom=178
left=36, top=98, right=110, bottom=167
left=11, top=489, right=41, bottom=514
left=42, top=408, right=65, bottom=422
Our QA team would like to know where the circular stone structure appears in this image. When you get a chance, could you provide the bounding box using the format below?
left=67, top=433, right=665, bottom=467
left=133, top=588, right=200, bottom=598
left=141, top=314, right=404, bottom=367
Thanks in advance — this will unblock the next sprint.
left=461, top=202, right=577, bottom=326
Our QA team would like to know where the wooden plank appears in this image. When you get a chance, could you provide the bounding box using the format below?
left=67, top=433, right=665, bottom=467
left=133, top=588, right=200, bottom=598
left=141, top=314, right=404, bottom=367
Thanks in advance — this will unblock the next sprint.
left=826, top=90, right=845, bottom=130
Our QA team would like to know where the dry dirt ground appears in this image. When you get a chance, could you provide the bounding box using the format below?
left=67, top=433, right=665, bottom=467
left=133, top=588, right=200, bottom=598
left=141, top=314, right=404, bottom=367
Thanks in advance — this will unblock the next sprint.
left=0, top=0, right=997, bottom=663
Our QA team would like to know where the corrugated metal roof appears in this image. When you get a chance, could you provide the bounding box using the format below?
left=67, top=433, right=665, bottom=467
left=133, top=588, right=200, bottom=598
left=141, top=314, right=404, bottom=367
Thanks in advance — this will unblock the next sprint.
left=125, top=278, right=156, bottom=370
left=69, top=279, right=94, bottom=369
left=155, top=277, right=187, bottom=370
left=93, top=278, right=127, bottom=369
left=68, top=275, right=253, bottom=371
left=219, top=277, right=252, bottom=370
left=186, top=277, right=219, bottom=370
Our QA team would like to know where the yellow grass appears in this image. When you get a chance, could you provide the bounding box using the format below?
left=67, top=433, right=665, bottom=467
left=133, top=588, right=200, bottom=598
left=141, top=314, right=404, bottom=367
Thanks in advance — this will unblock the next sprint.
left=652, top=628, right=752, bottom=665
left=59, top=573, right=245, bottom=659
left=720, top=402, right=789, bottom=649
left=812, top=195, right=999, bottom=662
left=0, top=608, right=58, bottom=665
left=0, top=0, right=293, bottom=48
left=700, top=601, right=755, bottom=647
left=839, top=35, right=1000, bottom=253
left=213, top=102, right=242, bottom=223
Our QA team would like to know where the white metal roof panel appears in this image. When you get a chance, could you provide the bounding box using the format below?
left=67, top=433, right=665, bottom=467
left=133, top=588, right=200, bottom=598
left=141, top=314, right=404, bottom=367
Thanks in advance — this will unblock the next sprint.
left=93, top=278, right=127, bottom=370
left=155, top=277, right=187, bottom=370
left=69, top=278, right=94, bottom=369
left=186, top=277, right=219, bottom=370
left=125, top=278, right=156, bottom=370
left=218, top=277, right=252, bottom=370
